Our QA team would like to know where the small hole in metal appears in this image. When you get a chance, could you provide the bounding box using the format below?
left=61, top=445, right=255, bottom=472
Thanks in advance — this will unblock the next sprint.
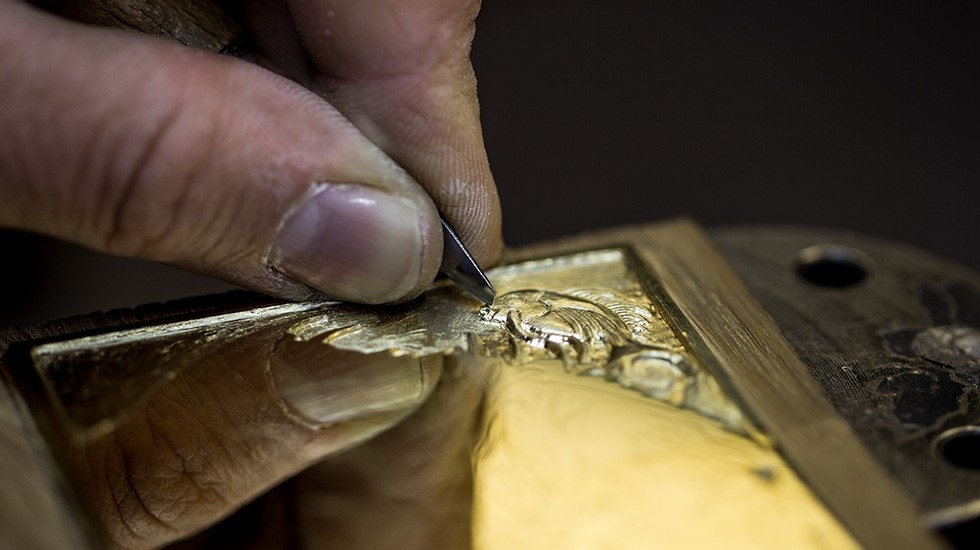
left=796, top=244, right=872, bottom=288
left=936, top=427, right=980, bottom=470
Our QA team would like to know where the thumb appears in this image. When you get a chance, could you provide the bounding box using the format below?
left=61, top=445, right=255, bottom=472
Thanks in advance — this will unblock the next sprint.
left=0, top=2, right=442, bottom=304
left=40, top=307, right=442, bottom=548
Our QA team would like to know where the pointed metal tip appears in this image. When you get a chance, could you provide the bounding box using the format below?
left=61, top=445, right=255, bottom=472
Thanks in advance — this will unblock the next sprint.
left=466, top=279, right=497, bottom=308
left=439, top=217, right=496, bottom=306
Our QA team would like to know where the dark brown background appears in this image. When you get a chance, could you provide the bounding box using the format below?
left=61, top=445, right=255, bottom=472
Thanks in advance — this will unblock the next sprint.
left=2, top=1, right=978, bottom=327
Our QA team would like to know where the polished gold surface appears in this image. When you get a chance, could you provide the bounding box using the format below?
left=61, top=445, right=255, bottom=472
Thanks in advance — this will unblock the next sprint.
left=287, top=248, right=745, bottom=430
left=473, top=361, right=857, bottom=550
left=27, top=248, right=745, bottom=439
left=7, top=241, right=868, bottom=547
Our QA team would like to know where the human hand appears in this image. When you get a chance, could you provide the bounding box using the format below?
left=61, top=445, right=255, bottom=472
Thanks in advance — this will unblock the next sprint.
left=0, top=0, right=502, bottom=304
left=1, top=0, right=498, bottom=547
left=155, top=331, right=487, bottom=550
left=35, top=308, right=484, bottom=549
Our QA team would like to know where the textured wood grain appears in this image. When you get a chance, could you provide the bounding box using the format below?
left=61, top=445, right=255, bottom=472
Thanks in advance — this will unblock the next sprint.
left=714, top=226, right=980, bottom=529
left=33, top=0, right=249, bottom=55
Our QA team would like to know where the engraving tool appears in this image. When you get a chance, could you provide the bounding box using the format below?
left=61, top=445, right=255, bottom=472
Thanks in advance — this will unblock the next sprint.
left=440, top=217, right=496, bottom=306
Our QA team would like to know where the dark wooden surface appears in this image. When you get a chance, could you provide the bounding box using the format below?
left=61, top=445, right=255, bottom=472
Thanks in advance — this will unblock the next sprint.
left=716, top=226, right=980, bottom=529
left=33, top=0, right=247, bottom=53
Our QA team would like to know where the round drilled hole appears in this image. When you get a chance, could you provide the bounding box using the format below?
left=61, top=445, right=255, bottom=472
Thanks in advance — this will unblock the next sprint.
left=936, top=427, right=980, bottom=470
left=796, top=244, right=872, bottom=288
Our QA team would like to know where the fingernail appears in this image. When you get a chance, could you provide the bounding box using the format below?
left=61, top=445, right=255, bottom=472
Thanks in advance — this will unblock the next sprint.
left=270, top=184, right=425, bottom=303
left=271, top=340, right=440, bottom=425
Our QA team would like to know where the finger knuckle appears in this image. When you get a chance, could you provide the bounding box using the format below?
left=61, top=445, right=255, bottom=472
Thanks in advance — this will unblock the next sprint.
left=98, top=99, right=223, bottom=262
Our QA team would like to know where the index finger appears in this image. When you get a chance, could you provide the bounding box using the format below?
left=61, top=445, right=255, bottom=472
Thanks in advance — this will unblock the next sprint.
left=285, top=0, right=503, bottom=266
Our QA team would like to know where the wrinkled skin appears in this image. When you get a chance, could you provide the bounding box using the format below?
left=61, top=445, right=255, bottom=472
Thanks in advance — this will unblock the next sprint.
left=0, top=0, right=501, bottom=303
left=0, top=0, right=501, bottom=547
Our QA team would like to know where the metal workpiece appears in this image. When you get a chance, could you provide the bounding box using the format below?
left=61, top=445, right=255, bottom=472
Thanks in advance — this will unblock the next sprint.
left=2, top=220, right=977, bottom=548
left=715, top=226, right=980, bottom=532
